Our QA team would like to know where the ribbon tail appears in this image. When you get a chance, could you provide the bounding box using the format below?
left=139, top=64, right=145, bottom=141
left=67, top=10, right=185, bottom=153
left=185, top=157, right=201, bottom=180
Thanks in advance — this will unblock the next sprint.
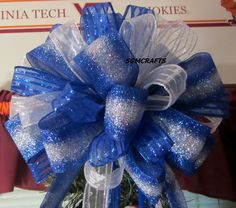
left=11, top=66, right=67, bottom=96
left=83, top=183, right=112, bottom=208
left=138, top=191, right=164, bottom=208
left=108, top=185, right=121, bottom=208
left=124, top=148, right=164, bottom=206
left=83, top=184, right=121, bottom=208
left=138, top=190, right=152, bottom=208
left=83, top=163, right=113, bottom=208
left=164, top=165, right=187, bottom=208
left=83, top=160, right=124, bottom=208
left=40, top=154, right=87, bottom=208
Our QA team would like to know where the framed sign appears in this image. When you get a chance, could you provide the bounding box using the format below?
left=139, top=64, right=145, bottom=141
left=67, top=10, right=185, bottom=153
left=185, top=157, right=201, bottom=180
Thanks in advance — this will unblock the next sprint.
left=0, top=0, right=235, bottom=88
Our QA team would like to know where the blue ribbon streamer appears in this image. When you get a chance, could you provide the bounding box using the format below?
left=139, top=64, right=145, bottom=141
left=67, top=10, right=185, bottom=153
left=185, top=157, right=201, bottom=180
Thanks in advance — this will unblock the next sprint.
left=40, top=153, right=87, bottom=208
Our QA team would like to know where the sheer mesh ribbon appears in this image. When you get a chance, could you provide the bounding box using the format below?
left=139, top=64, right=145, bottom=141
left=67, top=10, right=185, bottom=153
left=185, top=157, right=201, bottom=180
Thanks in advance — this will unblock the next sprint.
left=4, top=3, right=228, bottom=208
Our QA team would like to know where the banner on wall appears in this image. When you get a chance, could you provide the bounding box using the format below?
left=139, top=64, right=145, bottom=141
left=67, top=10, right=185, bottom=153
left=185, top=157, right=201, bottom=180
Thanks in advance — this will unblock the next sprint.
left=0, top=0, right=235, bottom=87
left=0, top=0, right=235, bottom=33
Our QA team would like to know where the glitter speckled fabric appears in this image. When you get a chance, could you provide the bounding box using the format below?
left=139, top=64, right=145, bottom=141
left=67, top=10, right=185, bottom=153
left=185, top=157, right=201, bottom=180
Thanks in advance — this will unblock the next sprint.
left=41, top=122, right=102, bottom=173
left=105, top=85, right=147, bottom=141
left=175, top=53, right=228, bottom=117
left=4, top=115, right=51, bottom=182
left=89, top=85, right=147, bottom=166
left=11, top=66, right=67, bottom=96
left=151, top=108, right=211, bottom=175
left=165, top=165, right=188, bottom=208
left=80, top=2, right=120, bottom=44
left=4, top=3, right=229, bottom=208
left=0, top=90, right=45, bottom=193
left=5, top=115, right=44, bottom=162
left=27, top=39, right=77, bottom=81
left=74, top=32, right=139, bottom=98
left=134, top=113, right=173, bottom=164
left=124, top=148, right=164, bottom=205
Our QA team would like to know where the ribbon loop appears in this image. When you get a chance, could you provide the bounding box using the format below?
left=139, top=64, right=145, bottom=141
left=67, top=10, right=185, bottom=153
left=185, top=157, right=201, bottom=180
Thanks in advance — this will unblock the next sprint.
left=74, top=32, right=139, bottom=98
left=89, top=85, right=147, bottom=167
left=4, top=115, right=51, bottom=182
left=48, top=22, right=87, bottom=82
left=80, top=3, right=120, bottom=44
left=150, top=108, right=211, bottom=175
left=120, top=14, right=157, bottom=61
left=123, top=5, right=154, bottom=19
left=39, top=82, right=104, bottom=129
left=124, top=148, right=165, bottom=205
left=27, top=22, right=87, bottom=81
left=10, top=93, right=58, bottom=128
left=40, top=122, right=102, bottom=173
left=105, top=85, right=148, bottom=141
left=11, top=66, right=67, bottom=96
left=26, top=40, right=76, bottom=80
left=134, top=113, right=173, bottom=164
left=84, top=159, right=124, bottom=190
left=49, top=22, right=86, bottom=63
left=139, top=64, right=187, bottom=111
left=175, top=52, right=229, bottom=118
left=177, top=53, right=225, bottom=105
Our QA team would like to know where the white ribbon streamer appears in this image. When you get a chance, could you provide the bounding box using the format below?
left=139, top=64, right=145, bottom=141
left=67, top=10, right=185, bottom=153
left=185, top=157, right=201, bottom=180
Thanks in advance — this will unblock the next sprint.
left=83, top=159, right=124, bottom=208
left=156, top=200, right=163, bottom=208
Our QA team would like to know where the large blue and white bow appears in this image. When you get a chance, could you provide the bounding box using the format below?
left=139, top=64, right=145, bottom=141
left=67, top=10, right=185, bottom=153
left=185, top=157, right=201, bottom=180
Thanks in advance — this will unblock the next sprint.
left=5, top=3, right=228, bottom=208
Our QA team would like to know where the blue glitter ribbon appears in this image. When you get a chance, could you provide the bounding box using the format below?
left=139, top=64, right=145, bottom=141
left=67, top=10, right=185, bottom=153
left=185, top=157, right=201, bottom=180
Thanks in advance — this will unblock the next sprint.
left=73, top=32, right=139, bottom=98
left=175, top=52, right=229, bottom=118
left=5, top=3, right=229, bottom=208
left=11, top=66, right=67, bottom=96
left=89, top=85, right=148, bottom=166
left=80, top=2, right=120, bottom=44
